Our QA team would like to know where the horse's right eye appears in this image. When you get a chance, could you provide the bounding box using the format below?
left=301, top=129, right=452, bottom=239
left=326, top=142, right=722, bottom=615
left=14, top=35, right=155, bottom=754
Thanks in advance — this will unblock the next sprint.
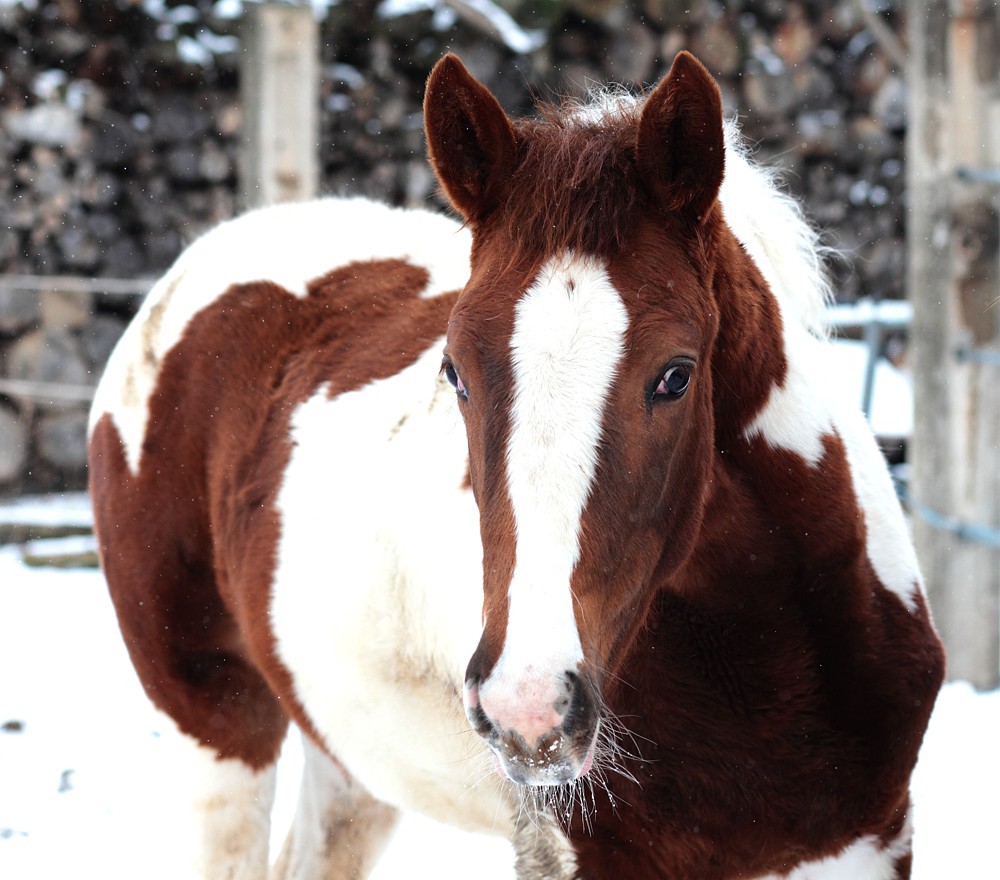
left=442, top=359, right=468, bottom=400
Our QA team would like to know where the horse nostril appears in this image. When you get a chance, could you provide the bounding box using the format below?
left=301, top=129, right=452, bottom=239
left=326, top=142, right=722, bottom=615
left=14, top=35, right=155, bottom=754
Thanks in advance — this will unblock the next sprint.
left=467, top=700, right=493, bottom=736
left=560, top=669, right=595, bottom=739
left=464, top=679, right=497, bottom=739
left=553, top=684, right=572, bottom=716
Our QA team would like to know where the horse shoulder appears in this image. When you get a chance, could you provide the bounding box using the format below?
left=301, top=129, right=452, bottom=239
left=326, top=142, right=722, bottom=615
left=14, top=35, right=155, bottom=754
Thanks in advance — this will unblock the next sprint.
left=263, top=348, right=508, bottom=830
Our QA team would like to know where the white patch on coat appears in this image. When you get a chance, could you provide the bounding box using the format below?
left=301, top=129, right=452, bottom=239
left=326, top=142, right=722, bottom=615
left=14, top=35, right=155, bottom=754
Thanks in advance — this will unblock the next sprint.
left=145, top=717, right=277, bottom=880
left=477, top=255, right=629, bottom=735
left=743, top=330, right=834, bottom=468
left=754, top=812, right=911, bottom=879
left=89, top=198, right=471, bottom=474
left=268, top=342, right=516, bottom=835
left=189, top=752, right=276, bottom=880
left=719, top=124, right=922, bottom=608
left=833, top=403, right=923, bottom=608
left=272, top=733, right=400, bottom=879
left=720, top=119, right=835, bottom=468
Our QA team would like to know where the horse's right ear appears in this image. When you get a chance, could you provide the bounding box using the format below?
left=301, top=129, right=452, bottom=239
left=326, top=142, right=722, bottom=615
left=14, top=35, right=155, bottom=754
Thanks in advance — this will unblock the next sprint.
left=424, top=55, right=517, bottom=223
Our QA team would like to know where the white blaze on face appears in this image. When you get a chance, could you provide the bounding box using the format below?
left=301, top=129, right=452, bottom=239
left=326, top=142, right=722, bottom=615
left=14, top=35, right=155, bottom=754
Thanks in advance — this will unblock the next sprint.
left=477, top=253, right=629, bottom=736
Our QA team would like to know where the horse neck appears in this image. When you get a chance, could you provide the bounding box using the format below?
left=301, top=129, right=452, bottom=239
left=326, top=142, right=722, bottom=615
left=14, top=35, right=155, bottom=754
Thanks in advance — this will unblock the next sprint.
left=661, top=222, right=873, bottom=628
left=583, top=220, right=941, bottom=860
left=632, top=223, right=936, bottom=725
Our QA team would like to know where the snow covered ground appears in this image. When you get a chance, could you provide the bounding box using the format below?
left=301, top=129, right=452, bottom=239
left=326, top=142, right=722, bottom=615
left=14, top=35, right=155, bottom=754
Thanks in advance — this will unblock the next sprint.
left=0, top=509, right=997, bottom=878
left=0, top=532, right=514, bottom=880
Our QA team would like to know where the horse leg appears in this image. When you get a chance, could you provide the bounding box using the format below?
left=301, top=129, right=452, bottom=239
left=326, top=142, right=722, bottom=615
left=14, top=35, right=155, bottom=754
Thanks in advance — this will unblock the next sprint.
left=272, top=733, right=400, bottom=880
left=182, top=741, right=280, bottom=879
left=136, top=646, right=288, bottom=880
left=511, top=800, right=578, bottom=880
left=98, top=529, right=289, bottom=877
left=124, top=646, right=287, bottom=879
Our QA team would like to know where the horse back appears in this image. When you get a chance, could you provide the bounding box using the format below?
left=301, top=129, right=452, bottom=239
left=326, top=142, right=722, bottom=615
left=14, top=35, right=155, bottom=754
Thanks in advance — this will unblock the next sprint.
left=88, top=198, right=470, bottom=764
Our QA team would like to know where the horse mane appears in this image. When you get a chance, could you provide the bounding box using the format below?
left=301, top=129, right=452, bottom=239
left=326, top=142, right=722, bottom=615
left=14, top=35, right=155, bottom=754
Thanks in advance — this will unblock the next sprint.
left=499, top=89, right=833, bottom=339
left=718, top=119, right=834, bottom=339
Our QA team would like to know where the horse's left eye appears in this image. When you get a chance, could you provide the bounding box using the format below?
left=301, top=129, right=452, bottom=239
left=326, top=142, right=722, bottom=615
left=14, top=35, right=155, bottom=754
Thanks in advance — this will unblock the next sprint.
left=442, top=359, right=468, bottom=400
left=654, top=364, right=692, bottom=400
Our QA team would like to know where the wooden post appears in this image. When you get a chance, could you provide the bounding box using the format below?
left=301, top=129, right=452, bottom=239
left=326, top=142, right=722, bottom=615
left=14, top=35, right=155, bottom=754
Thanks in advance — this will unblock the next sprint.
left=241, top=3, right=319, bottom=209
left=907, top=0, right=1000, bottom=689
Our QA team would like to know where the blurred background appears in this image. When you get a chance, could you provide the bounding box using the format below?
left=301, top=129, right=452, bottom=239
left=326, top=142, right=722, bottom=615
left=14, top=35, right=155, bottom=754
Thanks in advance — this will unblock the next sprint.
left=0, top=0, right=997, bottom=686
left=0, top=0, right=913, bottom=487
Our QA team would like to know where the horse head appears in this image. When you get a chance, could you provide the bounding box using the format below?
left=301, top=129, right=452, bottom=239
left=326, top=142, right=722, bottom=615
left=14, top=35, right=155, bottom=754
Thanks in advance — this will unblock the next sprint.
left=424, top=52, right=749, bottom=787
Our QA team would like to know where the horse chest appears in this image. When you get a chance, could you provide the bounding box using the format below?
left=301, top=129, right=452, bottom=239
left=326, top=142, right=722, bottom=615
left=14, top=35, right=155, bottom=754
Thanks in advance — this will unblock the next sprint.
left=256, top=360, right=512, bottom=831
left=566, top=601, right=910, bottom=878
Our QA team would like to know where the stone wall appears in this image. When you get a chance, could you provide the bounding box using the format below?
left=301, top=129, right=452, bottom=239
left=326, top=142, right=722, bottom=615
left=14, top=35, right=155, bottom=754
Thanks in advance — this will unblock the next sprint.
left=0, top=0, right=908, bottom=492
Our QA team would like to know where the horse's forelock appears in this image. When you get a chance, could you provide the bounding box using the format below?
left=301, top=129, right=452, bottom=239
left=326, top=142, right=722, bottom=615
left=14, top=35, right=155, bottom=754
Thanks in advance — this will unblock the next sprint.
left=558, top=86, right=641, bottom=127
left=489, top=93, right=831, bottom=345
left=495, top=109, right=644, bottom=259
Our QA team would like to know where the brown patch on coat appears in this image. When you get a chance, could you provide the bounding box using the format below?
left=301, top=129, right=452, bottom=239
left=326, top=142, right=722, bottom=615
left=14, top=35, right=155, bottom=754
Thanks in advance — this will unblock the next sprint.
left=565, top=430, right=943, bottom=879
left=90, top=259, right=459, bottom=769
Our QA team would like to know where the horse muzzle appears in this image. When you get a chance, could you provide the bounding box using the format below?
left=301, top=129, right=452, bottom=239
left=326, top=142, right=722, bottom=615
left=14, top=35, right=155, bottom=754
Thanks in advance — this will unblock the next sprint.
left=464, top=668, right=601, bottom=786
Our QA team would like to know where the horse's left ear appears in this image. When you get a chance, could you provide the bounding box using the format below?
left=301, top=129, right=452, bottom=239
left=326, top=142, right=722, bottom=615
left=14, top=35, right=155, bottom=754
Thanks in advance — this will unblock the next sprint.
left=424, top=54, right=518, bottom=223
left=637, top=52, right=725, bottom=222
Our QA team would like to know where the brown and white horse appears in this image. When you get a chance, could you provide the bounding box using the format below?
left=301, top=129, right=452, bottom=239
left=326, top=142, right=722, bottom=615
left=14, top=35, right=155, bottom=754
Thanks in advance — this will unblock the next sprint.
left=89, top=53, right=944, bottom=880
